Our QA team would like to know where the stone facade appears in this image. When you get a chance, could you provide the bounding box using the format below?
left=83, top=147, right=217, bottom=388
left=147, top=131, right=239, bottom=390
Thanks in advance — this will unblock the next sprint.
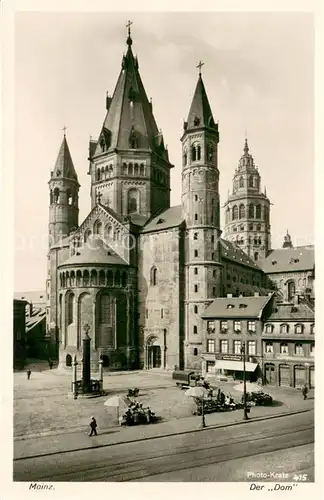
left=45, top=28, right=313, bottom=373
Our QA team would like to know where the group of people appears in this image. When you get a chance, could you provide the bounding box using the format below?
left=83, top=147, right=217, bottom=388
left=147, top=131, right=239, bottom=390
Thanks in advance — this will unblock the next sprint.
left=119, top=400, right=155, bottom=426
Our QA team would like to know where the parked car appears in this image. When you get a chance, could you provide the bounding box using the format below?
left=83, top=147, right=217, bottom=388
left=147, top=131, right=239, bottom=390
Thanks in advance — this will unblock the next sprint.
left=172, top=370, right=201, bottom=389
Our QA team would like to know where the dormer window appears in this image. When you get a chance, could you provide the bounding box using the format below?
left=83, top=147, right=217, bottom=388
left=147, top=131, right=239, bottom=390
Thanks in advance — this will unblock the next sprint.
left=239, top=304, right=247, bottom=308
left=272, top=260, right=277, bottom=265
left=227, top=304, right=235, bottom=309
left=193, top=116, right=200, bottom=126
left=156, top=218, right=164, bottom=224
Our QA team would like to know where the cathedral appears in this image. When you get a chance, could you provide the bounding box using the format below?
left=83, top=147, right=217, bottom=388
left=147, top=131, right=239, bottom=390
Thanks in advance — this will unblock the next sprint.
left=46, top=27, right=312, bottom=372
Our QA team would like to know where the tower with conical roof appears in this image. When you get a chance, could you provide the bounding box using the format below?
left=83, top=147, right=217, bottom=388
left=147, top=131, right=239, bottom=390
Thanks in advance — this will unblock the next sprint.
left=48, top=132, right=79, bottom=246
left=181, top=64, right=222, bottom=368
left=223, top=138, right=271, bottom=261
left=88, top=25, right=173, bottom=222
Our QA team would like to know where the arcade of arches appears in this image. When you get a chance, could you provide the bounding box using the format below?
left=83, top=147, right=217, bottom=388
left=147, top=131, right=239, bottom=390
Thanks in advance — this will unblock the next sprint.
left=59, top=287, right=137, bottom=369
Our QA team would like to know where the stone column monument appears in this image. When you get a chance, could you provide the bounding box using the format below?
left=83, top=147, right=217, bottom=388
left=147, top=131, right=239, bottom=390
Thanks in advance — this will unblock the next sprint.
left=82, top=323, right=91, bottom=393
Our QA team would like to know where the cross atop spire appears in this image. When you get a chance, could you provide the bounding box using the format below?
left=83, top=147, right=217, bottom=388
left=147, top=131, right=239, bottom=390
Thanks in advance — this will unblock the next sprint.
left=62, top=125, right=67, bottom=136
left=196, top=60, right=204, bottom=76
left=126, top=20, right=133, bottom=46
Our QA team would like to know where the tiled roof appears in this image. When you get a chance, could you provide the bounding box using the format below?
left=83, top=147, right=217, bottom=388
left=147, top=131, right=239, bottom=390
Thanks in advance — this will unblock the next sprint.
left=93, top=40, right=170, bottom=162
left=265, top=302, right=314, bottom=321
left=202, top=294, right=274, bottom=319
left=185, top=74, right=218, bottom=131
left=258, top=245, right=314, bottom=273
left=141, top=206, right=184, bottom=233
left=53, top=136, right=78, bottom=182
left=14, top=291, right=46, bottom=305
left=59, top=238, right=127, bottom=267
left=220, top=239, right=262, bottom=270
left=26, top=309, right=46, bottom=333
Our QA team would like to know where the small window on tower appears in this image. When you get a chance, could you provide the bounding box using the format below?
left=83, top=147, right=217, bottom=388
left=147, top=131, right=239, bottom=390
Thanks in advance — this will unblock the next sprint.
left=193, top=232, right=198, bottom=240
left=195, top=195, right=198, bottom=201
left=194, top=250, right=198, bottom=257
left=195, top=214, right=198, bottom=221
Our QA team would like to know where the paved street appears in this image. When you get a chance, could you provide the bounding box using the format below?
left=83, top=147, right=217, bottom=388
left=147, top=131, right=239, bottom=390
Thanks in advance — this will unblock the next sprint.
left=14, top=411, right=314, bottom=482
left=14, top=365, right=314, bottom=438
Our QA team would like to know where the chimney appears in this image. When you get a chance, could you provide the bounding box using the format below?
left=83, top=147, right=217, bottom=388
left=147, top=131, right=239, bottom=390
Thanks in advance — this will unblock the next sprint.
left=227, top=294, right=233, bottom=298
left=254, top=292, right=260, bottom=297
left=29, top=302, right=33, bottom=317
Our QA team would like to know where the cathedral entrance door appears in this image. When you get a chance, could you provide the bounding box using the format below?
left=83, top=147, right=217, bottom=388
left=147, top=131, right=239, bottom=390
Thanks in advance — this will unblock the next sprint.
left=152, top=346, right=161, bottom=368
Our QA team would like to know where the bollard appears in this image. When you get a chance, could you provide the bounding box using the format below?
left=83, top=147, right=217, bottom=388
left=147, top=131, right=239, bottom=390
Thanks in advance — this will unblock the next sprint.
left=72, top=354, right=78, bottom=399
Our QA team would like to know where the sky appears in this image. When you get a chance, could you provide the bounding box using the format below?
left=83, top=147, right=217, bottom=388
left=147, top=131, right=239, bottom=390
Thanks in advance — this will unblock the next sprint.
left=14, top=11, right=314, bottom=292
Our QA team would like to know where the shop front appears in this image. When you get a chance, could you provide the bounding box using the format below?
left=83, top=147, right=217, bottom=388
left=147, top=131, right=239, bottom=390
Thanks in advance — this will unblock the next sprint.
left=202, top=354, right=261, bottom=382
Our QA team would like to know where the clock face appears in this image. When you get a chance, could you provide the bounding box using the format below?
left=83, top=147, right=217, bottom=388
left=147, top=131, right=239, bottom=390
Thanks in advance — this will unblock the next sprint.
left=56, top=170, right=61, bottom=177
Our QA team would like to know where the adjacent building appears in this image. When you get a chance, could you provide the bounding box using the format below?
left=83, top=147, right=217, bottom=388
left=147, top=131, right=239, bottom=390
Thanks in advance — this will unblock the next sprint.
left=262, top=298, right=314, bottom=388
left=13, top=299, right=27, bottom=369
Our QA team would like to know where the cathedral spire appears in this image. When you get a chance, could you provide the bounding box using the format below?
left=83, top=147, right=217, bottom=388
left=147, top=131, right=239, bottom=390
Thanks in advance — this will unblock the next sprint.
left=282, top=230, right=293, bottom=249
left=183, top=68, right=218, bottom=133
left=52, top=133, right=78, bottom=182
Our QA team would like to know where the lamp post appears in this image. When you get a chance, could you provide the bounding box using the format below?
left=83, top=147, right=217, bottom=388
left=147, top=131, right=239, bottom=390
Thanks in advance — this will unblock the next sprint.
left=200, top=395, right=206, bottom=428
left=82, top=323, right=91, bottom=393
left=241, top=342, right=249, bottom=420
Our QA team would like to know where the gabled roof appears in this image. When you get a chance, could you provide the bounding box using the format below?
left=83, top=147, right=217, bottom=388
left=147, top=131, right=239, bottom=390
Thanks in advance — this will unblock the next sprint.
left=26, top=309, right=46, bottom=333
left=258, top=245, right=314, bottom=273
left=265, top=302, right=314, bottom=321
left=52, top=135, right=78, bottom=182
left=202, top=294, right=274, bottom=319
left=93, top=36, right=169, bottom=160
left=59, top=238, right=128, bottom=267
left=221, top=239, right=262, bottom=271
left=185, top=74, right=218, bottom=132
left=141, top=205, right=183, bottom=233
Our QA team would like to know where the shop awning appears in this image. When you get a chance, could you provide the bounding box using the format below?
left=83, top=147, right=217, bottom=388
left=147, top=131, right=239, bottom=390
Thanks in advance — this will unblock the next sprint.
left=214, top=360, right=258, bottom=373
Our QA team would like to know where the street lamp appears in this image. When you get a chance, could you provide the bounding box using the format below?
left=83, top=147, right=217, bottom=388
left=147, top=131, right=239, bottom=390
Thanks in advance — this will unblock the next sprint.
left=241, top=342, right=249, bottom=420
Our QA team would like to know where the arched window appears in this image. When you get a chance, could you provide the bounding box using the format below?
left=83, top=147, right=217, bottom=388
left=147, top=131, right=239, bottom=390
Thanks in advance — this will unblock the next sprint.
left=70, top=271, right=75, bottom=287
left=100, top=294, right=111, bottom=323
left=128, top=163, right=133, bottom=176
left=66, top=354, right=72, bottom=367
left=191, top=145, right=197, bottom=162
left=127, top=188, right=139, bottom=214
left=310, top=324, right=315, bottom=335
left=96, top=169, right=100, bottom=181
left=239, top=204, right=245, bottom=219
left=53, top=188, right=60, bottom=204
left=99, top=270, right=106, bottom=286
left=104, top=224, right=112, bottom=241
left=67, top=190, right=73, bottom=206
left=207, top=143, right=214, bottom=162
left=254, top=252, right=259, bottom=261
left=288, top=281, right=296, bottom=301
left=105, top=165, right=109, bottom=178
left=67, top=293, right=74, bottom=325
left=239, top=177, right=244, bottom=188
left=193, top=348, right=198, bottom=356
left=249, top=204, right=255, bottom=218
left=83, top=270, right=89, bottom=287
left=280, top=323, right=289, bottom=334
left=249, top=176, right=254, bottom=187
left=122, top=271, right=128, bottom=287
left=183, top=151, right=188, bottom=166
left=84, top=229, right=92, bottom=243
left=114, top=270, right=121, bottom=286
left=107, top=270, right=113, bottom=286
left=193, top=232, right=198, bottom=240
left=232, top=205, right=238, bottom=220
left=93, top=220, right=102, bottom=236
left=256, top=205, right=261, bottom=218
left=197, top=145, right=201, bottom=160
left=295, top=324, right=303, bottom=334
left=134, top=163, right=139, bottom=176
left=123, top=162, right=127, bottom=174
left=226, top=207, right=230, bottom=224
left=140, top=163, right=145, bottom=176
left=150, top=266, right=157, bottom=286
left=76, top=270, right=82, bottom=286
left=91, top=270, right=97, bottom=286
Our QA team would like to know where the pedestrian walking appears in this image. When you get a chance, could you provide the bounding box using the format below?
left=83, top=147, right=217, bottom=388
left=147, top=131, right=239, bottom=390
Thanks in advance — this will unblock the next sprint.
left=302, top=384, right=308, bottom=400
left=89, top=416, right=98, bottom=436
left=48, top=358, right=53, bottom=369
left=27, top=369, right=31, bottom=380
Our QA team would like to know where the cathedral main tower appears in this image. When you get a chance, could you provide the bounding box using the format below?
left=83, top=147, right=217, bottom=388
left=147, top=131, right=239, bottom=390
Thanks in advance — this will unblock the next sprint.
left=223, top=139, right=271, bottom=261
left=88, top=26, right=173, bottom=223
left=181, top=66, right=222, bottom=369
